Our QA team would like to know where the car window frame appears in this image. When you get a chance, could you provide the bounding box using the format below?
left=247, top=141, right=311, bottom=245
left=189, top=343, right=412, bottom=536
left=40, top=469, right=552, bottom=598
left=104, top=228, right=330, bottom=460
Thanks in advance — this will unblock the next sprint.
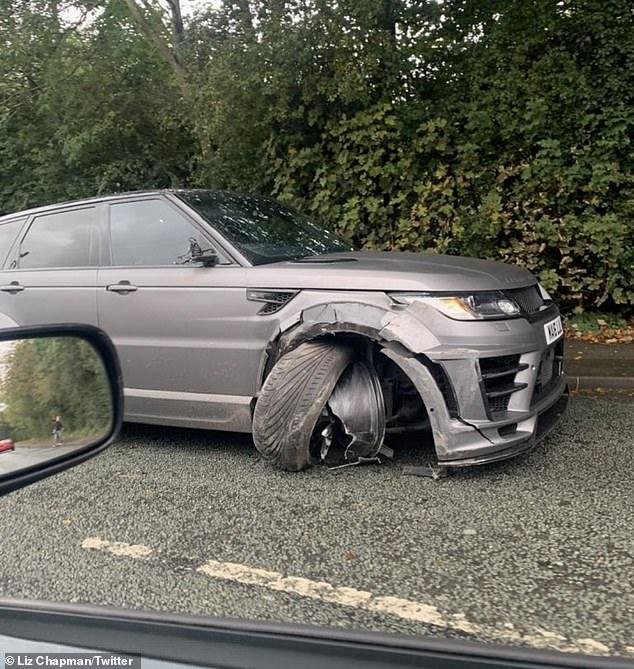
left=7, top=205, right=100, bottom=272
left=167, top=193, right=253, bottom=267
left=0, top=598, right=629, bottom=669
left=0, top=217, right=29, bottom=269
left=102, top=195, right=242, bottom=270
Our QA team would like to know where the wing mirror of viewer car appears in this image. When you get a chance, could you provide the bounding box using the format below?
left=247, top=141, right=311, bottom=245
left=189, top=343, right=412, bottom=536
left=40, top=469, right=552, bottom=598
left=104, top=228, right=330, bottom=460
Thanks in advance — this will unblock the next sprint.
left=0, top=324, right=122, bottom=497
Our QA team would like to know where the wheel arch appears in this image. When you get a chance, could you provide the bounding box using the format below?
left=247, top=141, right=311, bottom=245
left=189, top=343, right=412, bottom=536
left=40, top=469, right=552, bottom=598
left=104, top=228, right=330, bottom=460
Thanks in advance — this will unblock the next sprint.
left=260, top=312, right=393, bottom=387
left=258, top=300, right=442, bottom=385
left=254, top=301, right=459, bottom=456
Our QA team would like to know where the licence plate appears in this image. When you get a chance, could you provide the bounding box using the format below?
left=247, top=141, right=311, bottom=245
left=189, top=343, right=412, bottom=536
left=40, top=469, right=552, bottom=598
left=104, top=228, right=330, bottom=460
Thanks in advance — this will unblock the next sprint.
left=544, top=316, right=563, bottom=345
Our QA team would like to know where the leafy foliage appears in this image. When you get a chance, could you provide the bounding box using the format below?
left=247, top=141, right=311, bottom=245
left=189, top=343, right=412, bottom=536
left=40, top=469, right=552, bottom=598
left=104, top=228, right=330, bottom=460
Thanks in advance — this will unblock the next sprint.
left=0, top=0, right=632, bottom=312
left=0, top=0, right=195, bottom=214
left=565, top=312, right=633, bottom=344
left=0, top=337, right=111, bottom=441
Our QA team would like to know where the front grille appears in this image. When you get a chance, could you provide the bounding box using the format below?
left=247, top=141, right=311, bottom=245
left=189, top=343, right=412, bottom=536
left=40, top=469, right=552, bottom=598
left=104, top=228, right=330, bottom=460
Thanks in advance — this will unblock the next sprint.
left=480, top=354, right=518, bottom=374
left=532, top=339, right=565, bottom=406
left=488, top=394, right=511, bottom=413
left=479, top=354, right=528, bottom=416
left=506, top=285, right=544, bottom=315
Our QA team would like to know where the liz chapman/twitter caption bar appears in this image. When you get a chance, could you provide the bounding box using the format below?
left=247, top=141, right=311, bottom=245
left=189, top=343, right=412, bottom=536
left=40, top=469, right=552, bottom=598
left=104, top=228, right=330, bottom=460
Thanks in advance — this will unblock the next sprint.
left=3, top=654, right=140, bottom=668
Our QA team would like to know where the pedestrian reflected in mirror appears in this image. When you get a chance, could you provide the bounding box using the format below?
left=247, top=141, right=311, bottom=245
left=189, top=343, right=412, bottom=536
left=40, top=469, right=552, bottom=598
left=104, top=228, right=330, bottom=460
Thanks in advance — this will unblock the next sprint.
left=0, top=336, right=112, bottom=476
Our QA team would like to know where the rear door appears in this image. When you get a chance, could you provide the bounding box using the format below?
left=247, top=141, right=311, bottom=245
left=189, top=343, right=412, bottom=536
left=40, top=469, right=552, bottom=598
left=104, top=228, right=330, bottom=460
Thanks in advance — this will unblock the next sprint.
left=96, top=196, right=257, bottom=431
left=0, top=206, right=99, bottom=327
left=0, top=217, right=28, bottom=325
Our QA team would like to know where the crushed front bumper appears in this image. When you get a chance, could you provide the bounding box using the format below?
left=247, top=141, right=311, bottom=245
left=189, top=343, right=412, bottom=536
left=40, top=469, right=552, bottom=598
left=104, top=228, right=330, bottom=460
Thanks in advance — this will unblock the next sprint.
left=276, top=290, right=570, bottom=468
left=382, top=306, right=570, bottom=467
left=435, top=383, right=569, bottom=467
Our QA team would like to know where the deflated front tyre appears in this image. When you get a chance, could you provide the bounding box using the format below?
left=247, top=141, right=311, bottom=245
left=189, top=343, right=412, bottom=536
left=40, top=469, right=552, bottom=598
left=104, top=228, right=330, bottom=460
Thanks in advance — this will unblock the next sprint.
left=253, top=341, right=353, bottom=471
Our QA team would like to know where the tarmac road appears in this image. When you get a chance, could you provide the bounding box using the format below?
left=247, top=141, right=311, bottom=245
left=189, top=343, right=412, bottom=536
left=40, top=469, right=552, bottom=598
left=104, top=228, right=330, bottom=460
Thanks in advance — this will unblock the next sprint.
left=0, top=396, right=632, bottom=658
left=0, top=441, right=88, bottom=475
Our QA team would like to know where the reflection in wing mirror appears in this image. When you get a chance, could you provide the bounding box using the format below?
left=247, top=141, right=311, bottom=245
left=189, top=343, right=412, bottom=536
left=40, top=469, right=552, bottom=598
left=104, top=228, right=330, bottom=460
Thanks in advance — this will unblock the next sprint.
left=0, top=325, right=122, bottom=496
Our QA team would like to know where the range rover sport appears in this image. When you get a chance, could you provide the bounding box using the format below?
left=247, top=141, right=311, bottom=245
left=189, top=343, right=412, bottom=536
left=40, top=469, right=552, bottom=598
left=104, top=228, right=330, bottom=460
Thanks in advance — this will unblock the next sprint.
left=0, top=190, right=568, bottom=471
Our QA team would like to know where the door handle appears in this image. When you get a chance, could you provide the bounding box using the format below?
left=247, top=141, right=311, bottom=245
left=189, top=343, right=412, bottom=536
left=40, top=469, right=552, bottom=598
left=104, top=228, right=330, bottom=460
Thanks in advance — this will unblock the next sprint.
left=0, top=282, right=24, bottom=294
left=106, top=281, right=137, bottom=294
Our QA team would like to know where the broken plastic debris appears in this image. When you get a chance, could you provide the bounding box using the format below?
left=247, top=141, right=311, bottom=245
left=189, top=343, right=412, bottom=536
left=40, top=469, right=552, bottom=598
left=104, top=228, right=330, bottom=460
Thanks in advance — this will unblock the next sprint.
left=320, top=423, right=334, bottom=460
left=402, top=464, right=449, bottom=479
left=378, top=444, right=394, bottom=459
left=328, top=456, right=382, bottom=471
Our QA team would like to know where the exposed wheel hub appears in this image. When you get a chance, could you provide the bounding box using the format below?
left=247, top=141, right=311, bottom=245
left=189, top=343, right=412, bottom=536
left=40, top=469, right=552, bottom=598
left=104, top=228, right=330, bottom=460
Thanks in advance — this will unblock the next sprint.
left=314, top=361, right=386, bottom=464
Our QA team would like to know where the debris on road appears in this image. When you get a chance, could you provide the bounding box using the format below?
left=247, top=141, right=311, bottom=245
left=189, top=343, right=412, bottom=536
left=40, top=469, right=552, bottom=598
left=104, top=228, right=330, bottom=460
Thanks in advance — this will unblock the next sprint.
left=328, top=456, right=382, bottom=471
left=402, top=464, right=450, bottom=479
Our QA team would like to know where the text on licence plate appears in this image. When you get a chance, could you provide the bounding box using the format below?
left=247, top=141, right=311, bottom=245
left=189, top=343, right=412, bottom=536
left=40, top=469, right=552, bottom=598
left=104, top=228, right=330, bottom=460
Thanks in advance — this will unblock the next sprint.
left=544, top=316, right=563, bottom=345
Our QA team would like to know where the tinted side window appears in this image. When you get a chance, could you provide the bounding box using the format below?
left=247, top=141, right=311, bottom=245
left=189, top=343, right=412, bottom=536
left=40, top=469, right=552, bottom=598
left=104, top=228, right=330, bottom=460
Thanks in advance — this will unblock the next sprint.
left=0, top=219, right=26, bottom=267
left=18, top=208, right=97, bottom=269
left=109, top=200, right=203, bottom=266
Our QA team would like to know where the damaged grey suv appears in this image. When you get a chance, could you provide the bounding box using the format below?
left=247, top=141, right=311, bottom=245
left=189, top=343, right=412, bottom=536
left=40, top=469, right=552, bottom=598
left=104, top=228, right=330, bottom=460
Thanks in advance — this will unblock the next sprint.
left=0, top=189, right=568, bottom=470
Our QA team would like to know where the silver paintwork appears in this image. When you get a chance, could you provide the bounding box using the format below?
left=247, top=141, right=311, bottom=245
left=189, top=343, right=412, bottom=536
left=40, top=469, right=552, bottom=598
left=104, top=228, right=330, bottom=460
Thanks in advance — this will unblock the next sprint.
left=0, top=191, right=568, bottom=466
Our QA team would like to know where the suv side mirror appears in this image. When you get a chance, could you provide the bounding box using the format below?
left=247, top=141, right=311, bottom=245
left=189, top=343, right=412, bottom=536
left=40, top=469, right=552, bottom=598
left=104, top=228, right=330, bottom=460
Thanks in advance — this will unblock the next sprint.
left=0, top=324, right=122, bottom=497
left=193, top=250, right=219, bottom=267
left=184, top=237, right=219, bottom=267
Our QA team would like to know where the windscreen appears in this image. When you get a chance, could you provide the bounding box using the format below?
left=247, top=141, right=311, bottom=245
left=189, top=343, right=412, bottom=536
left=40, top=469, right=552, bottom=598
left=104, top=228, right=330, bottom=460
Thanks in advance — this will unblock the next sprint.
left=178, top=190, right=350, bottom=264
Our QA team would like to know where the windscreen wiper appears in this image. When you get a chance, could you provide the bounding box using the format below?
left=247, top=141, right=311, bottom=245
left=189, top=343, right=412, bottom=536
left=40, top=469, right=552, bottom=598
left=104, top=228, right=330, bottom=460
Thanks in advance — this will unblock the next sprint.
left=292, top=255, right=357, bottom=263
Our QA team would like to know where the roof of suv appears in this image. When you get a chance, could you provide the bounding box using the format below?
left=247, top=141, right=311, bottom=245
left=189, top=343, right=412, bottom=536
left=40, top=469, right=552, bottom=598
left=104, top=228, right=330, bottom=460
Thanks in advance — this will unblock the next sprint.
left=0, top=189, right=199, bottom=223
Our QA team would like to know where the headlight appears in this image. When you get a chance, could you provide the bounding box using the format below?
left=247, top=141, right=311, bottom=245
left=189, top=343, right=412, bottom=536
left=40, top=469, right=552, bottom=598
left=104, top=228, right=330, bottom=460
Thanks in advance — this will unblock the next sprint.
left=389, top=291, right=521, bottom=320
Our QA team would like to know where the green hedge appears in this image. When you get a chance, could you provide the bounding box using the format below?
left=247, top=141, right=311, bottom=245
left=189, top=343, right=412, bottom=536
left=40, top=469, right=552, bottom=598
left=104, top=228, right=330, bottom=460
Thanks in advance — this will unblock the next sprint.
left=2, top=0, right=632, bottom=312
left=257, top=1, right=633, bottom=312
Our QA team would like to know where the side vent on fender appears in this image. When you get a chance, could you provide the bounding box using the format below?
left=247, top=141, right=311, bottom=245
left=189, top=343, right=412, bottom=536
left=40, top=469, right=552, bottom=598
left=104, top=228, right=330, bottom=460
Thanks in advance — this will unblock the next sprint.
left=247, top=289, right=299, bottom=315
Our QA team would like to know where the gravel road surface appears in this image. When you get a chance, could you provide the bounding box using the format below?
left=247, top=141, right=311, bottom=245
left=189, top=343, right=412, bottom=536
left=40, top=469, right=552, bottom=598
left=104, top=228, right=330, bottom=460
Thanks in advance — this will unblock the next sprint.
left=0, top=396, right=632, bottom=658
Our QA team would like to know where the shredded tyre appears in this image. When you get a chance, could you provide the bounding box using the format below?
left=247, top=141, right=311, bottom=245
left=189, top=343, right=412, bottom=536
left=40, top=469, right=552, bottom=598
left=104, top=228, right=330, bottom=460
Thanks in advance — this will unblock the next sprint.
left=253, top=341, right=353, bottom=471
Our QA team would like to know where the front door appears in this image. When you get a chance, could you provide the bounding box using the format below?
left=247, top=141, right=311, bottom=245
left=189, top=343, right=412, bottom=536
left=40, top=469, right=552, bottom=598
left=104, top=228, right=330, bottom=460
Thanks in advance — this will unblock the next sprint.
left=96, top=196, right=258, bottom=431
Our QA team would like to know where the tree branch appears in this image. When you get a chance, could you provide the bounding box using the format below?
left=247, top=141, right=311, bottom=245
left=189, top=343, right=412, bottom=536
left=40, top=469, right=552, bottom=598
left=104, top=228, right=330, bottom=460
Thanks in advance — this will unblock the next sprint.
left=164, top=0, right=185, bottom=67
left=121, top=0, right=189, bottom=95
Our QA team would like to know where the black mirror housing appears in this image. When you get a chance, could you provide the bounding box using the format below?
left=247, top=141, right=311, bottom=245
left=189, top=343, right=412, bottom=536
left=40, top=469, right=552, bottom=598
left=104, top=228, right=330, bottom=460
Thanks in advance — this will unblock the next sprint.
left=0, top=324, right=122, bottom=497
left=196, top=251, right=219, bottom=267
